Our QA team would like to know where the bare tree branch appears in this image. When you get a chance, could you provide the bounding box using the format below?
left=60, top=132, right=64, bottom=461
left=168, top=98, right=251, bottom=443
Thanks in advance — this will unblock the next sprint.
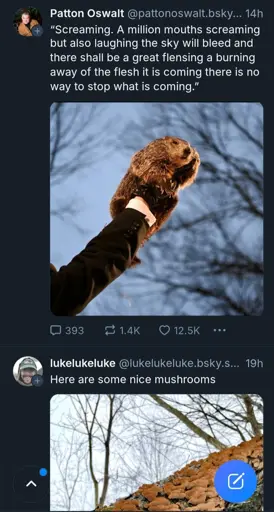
left=110, top=102, right=263, bottom=316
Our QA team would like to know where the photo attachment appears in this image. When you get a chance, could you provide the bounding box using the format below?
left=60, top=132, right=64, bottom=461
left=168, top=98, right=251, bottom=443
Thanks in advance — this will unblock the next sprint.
left=50, top=102, right=263, bottom=316
left=50, top=394, right=263, bottom=511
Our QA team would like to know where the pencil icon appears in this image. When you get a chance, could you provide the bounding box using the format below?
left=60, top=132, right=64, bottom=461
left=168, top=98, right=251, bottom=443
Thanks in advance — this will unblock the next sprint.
left=228, top=472, right=245, bottom=489
left=215, top=460, right=257, bottom=502
left=232, top=473, right=245, bottom=485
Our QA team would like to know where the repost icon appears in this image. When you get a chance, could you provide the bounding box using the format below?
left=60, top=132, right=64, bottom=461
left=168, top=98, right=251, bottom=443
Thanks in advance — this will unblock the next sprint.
left=50, top=325, right=62, bottom=336
left=105, top=325, right=115, bottom=335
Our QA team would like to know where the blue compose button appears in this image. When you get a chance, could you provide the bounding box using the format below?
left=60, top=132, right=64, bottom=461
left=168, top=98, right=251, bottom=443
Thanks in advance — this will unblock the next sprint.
left=214, top=460, right=257, bottom=503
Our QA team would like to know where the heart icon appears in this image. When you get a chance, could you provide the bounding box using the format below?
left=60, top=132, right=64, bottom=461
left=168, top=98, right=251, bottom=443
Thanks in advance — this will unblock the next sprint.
left=159, top=325, right=170, bottom=336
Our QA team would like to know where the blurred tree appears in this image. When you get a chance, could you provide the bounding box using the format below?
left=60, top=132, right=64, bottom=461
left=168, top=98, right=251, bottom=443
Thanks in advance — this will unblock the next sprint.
left=115, top=103, right=263, bottom=316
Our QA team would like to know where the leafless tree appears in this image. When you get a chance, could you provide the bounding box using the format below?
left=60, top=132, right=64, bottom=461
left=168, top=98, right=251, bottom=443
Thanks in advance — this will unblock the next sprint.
left=149, top=394, right=263, bottom=447
left=114, top=103, right=263, bottom=316
left=50, top=393, right=263, bottom=510
left=111, top=421, right=180, bottom=495
left=51, top=394, right=127, bottom=510
left=51, top=431, right=89, bottom=511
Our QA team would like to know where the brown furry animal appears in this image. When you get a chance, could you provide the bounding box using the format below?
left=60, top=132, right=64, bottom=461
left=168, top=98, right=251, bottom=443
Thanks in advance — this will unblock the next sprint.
left=110, top=136, right=200, bottom=266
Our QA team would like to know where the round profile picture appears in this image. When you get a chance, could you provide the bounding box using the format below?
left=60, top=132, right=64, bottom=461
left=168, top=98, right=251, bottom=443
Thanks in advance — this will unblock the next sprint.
left=13, top=6, right=43, bottom=37
left=13, top=356, right=43, bottom=387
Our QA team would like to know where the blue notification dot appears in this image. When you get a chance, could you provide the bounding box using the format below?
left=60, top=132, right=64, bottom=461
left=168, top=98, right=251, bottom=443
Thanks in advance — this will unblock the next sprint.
left=214, top=460, right=257, bottom=503
left=39, top=468, right=48, bottom=477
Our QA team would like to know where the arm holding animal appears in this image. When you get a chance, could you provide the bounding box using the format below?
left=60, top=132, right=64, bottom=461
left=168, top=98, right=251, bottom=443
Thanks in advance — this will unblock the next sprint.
left=50, top=199, right=155, bottom=316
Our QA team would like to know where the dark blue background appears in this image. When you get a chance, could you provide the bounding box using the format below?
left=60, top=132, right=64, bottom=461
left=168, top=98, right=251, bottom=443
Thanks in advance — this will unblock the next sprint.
left=1, top=1, right=273, bottom=510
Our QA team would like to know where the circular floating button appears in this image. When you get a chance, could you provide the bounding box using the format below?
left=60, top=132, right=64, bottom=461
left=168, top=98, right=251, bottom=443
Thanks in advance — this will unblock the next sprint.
left=214, top=460, right=257, bottom=503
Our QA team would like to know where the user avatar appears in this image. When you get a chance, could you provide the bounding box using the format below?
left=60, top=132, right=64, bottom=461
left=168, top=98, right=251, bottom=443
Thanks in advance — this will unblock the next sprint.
left=13, top=6, right=42, bottom=37
left=13, top=356, right=43, bottom=387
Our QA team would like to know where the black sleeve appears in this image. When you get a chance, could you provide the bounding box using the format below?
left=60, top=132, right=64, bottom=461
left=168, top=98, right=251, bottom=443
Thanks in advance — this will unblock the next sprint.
left=50, top=208, right=149, bottom=316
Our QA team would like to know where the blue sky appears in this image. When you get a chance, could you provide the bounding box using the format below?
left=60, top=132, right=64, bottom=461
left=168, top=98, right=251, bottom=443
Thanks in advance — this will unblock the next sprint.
left=50, top=103, right=263, bottom=316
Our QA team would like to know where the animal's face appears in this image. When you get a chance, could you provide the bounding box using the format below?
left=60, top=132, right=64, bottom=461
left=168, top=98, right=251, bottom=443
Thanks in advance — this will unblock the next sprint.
left=165, top=137, right=200, bottom=189
left=131, top=136, right=200, bottom=193
left=161, top=136, right=200, bottom=189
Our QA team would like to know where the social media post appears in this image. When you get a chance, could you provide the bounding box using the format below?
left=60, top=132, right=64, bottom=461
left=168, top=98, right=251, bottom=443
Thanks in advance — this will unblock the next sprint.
left=50, top=101, right=263, bottom=319
left=47, top=7, right=266, bottom=98
left=4, top=345, right=270, bottom=512
left=11, top=345, right=268, bottom=389
left=49, top=393, right=264, bottom=511
left=33, top=344, right=270, bottom=389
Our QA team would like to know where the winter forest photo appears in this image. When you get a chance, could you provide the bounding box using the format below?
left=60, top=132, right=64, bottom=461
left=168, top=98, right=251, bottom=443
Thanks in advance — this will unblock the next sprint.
left=50, top=394, right=263, bottom=511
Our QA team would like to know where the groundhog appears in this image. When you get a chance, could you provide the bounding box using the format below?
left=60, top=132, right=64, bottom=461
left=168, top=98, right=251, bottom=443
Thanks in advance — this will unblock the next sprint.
left=110, top=136, right=200, bottom=266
